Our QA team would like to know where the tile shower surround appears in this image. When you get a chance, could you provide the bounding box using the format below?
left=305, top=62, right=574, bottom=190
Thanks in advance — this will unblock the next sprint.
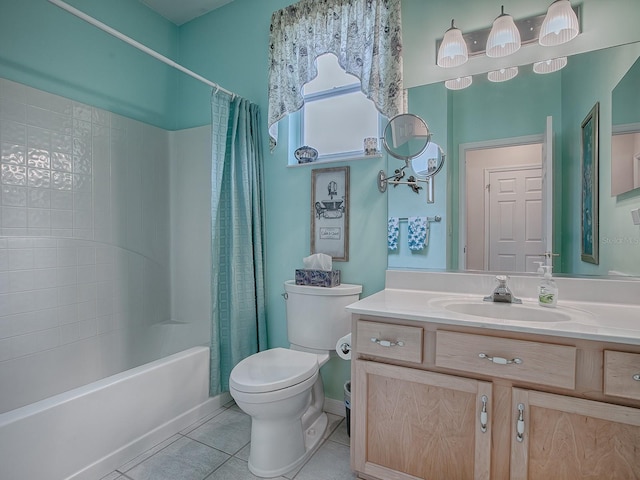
left=0, top=78, right=173, bottom=413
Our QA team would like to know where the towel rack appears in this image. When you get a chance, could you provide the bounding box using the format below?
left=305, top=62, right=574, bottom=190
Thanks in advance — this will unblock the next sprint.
left=397, top=215, right=442, bottom=223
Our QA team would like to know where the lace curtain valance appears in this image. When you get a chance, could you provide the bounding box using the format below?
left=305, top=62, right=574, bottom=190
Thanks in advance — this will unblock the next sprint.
left=267, top=0, right=404, bottom=150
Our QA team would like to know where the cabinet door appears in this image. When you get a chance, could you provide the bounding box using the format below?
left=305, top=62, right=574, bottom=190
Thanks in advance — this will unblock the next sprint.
left=354, top=360, right=492, bottom=480
left=511, top=388, right=640, bottom=479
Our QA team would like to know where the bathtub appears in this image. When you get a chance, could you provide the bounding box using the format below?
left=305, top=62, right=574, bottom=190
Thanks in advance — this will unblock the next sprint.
left=0, top=346, right=229, bottom=480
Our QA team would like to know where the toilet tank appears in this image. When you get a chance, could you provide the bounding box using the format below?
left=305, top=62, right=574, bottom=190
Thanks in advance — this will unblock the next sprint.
left=284, top=280, right=362, bottom=351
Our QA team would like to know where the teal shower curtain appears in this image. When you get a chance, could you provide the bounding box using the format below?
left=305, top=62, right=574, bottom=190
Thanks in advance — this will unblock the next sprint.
left=210, top=92, right=267, bottom=395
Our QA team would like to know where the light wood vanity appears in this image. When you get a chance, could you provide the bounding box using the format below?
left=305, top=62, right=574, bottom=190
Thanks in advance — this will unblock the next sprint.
left=347, top=272, right=640, bottom=480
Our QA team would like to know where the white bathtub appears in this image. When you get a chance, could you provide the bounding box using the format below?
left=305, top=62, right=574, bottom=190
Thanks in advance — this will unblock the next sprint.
left=0, top=346, right=229, bottom=480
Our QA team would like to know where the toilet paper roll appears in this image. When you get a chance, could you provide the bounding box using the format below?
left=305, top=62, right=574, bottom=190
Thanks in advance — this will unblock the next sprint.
left=336, top=333, right=352, bottom=360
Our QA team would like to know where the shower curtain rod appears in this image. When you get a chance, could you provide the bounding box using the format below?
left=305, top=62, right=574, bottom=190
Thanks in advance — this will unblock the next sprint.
left=47, top=0, right=236, bottom=98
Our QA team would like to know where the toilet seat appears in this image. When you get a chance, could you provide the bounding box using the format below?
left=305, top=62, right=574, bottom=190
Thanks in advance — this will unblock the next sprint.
left=230, top=347, right=319, bottom=394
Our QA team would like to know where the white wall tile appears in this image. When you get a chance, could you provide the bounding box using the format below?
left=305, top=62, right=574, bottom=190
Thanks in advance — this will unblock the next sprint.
left=34, top=247, right=56, bottom=268
left=2, top=206, right=27, bottom=228
left=9, top=269, right=34, bottom=292
left=8, top=248, right=33, bottom=270
left=57, top=304, right=77, bottom=326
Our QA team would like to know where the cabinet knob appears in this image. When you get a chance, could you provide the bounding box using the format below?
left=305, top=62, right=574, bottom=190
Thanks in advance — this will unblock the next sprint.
left=371, top=337, right=405, bottom=348
left=480, top=395, right=488, bottom=433
left=516, top=403, right=525, bottom=442
left=478, top=353, right=523, bottom=365
left=633, top=374, right=640, bottom=381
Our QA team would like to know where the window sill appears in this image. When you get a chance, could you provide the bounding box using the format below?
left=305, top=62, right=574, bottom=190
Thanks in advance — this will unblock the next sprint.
left=287, top=153, right=383, bottom=168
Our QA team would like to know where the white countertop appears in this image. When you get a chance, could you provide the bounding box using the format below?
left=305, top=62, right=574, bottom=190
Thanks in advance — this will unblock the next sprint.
left=346, top=271, right=640, bottom=346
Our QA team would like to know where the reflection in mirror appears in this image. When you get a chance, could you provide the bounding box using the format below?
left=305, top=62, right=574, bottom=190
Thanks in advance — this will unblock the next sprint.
left=411, top=142, right=445, bottom=179
left=611, top=55, right=640, bottom=196
left=388, top=41, right=640, bottom=278
left=382, top=113, right=431, bottom=161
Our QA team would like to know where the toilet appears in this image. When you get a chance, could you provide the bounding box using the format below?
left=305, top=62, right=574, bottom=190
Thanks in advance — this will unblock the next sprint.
left=229, top=280, right=362, bottom=478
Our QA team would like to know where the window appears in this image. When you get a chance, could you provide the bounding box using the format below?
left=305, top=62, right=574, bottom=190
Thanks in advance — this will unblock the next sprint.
left=292, top=53, right=381, bottom=163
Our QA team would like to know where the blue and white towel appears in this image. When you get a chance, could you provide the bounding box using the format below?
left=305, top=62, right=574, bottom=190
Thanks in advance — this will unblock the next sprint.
left=408, top=216, right=429, bottom=250
left=388, top=217, right=399, bottom=251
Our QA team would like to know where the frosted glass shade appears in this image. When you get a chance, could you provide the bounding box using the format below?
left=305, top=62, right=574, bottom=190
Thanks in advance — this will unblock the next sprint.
left=533, top=57, right=568, bottom=74
left=437, top=20, right=468, bottom=68
left=445, top=76, right=473, bottom=90
left=488, top=67, right=519, bottom=82
left=539, top=0, right=579, bottom=46
left=486, top=7, right=521, bottom=58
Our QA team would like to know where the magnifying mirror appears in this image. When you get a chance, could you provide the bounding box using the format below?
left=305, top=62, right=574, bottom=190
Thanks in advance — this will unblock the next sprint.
left=382, top=113, right=431, bottom=161
left=410, top=142, right=445, bottom=180
left=378, top=114, right=445, bottom=203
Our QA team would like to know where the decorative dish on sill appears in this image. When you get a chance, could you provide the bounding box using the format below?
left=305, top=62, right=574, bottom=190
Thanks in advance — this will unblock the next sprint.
left=294, top=146, right=318, bottom=164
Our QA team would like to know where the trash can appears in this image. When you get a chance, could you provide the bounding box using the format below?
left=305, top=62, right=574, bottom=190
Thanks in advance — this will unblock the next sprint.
left=344, top=380, right=351, bottom=437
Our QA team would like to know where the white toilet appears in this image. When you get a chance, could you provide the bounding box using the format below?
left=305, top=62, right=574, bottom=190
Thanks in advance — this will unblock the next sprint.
left=229, top=280, right=362, bottom=478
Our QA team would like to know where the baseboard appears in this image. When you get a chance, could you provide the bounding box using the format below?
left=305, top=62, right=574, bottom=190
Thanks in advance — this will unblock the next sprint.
left=71, top=392, right=232, bottom=480
left=323, top=397, right=346, bottom=417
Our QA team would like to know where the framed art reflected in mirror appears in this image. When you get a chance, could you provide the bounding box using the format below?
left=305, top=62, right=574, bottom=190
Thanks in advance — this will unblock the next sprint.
left=311, top=166, right=350, bottom=262
left=581, top=102, right=600, bottom=265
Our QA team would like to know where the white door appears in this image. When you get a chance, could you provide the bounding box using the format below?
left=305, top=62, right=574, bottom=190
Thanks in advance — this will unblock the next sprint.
left=541, top=116, right=554, bottom=266
left=486, top=166, right=544, bottom=272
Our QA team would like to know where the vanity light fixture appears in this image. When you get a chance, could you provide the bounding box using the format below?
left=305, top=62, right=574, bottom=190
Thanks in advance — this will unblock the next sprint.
left=539, top=0, right=579, bottom=46
left=486, top=6, right=521, bottom=58
left=445, top=76, right=473, bottom=90
left=533, top=56, right=568, bottom=74
left=437, top=19, right=468, bottom=68
left=488, top=66, right=519, bottom=82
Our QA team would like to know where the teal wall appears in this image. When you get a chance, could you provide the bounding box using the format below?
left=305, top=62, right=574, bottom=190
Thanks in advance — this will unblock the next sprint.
left=387, top=82, right=449, bottom=270
left=0, top=0, right=179, bottom=128
left=612, top=57, right=640, bottom=127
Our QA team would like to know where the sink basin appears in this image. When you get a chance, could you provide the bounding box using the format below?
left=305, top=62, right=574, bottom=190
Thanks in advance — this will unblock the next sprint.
left=432, top=299, right=571, bottom=323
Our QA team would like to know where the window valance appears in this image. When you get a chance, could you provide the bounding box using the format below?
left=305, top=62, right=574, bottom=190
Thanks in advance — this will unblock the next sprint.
left=267, top=0, right=404, bottom=150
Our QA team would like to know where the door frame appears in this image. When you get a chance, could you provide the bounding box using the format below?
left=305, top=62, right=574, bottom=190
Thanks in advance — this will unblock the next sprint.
left=458, top=134, right=543, bottom=270
left=483, top=164, right=542, bottom=271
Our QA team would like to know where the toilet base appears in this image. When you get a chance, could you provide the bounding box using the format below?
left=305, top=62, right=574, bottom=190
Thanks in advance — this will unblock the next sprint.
left=247, top=412, right=328, bottom=478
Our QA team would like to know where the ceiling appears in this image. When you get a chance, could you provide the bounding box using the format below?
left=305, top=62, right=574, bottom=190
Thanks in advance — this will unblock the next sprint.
left=139, top=0, right=234, bottom=25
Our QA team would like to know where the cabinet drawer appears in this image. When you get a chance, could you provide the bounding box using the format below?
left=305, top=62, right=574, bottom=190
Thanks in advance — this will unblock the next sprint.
left=435, top=331, right=576, bottom=389
left=604, top=350, right=640, bottom=401
left=356, top=320, right=423, bottom=363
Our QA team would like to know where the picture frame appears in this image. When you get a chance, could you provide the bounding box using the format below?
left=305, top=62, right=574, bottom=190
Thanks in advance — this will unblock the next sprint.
left=580, top=102, right=599, bottom=265
left=311, top=166, right=350, bottom=262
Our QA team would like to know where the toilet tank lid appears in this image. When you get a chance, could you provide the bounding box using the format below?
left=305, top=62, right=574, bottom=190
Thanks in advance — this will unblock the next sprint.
left=284, top=280, right=362, bottom=296
left=229, top=347, right=319, bottom=394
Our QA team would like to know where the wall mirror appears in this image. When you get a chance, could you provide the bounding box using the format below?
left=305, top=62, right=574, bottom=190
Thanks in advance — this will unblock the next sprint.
left=388, top=40, right=640, bottom=278
left=611, top=56, right=640, bottom=196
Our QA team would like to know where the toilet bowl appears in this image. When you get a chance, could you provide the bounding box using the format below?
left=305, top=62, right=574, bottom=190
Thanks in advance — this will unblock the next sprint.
left=230, top=347, right=329, bottom=477
left=229, top=281, right=362, bottom=478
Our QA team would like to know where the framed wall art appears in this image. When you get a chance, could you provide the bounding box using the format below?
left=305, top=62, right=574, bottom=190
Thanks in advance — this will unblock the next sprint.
left=580, top=102, right=599, bottom=264
left=311, top=166, right=350, bottom=261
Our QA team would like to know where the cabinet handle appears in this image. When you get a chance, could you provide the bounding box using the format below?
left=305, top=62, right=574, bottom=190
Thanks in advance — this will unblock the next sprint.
left=480, top=395, right=488, bottom=433
left=516, top=403, right=525, bottom=442
left=478, top=353, right=522, bottom=365
left=371, top=338, right=405, bottom=348
left=633, top=374, right=640, bottom=381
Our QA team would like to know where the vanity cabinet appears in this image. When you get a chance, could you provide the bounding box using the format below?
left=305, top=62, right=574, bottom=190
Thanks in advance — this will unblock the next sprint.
left=354, top=360, right=492, bottom=480
left=350, top=317, right=640, bottom=480
left=510, top=388, right=640, bottom=479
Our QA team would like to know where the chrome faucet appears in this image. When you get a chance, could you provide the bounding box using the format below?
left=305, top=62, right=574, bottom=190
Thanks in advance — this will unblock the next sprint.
left=483, top=275, right=522, bottom=304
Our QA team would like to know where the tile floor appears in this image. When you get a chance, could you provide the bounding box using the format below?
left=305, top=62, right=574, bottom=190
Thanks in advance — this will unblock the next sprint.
left=101, top=402, right=356, bottom=480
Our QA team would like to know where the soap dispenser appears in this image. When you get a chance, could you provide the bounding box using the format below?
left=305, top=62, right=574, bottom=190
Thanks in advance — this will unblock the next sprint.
left=538, top=265, right=558, bottom=308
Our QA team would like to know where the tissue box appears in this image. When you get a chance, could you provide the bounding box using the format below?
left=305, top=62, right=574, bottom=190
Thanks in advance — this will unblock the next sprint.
left=295, top=269, right=341, bottom=287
